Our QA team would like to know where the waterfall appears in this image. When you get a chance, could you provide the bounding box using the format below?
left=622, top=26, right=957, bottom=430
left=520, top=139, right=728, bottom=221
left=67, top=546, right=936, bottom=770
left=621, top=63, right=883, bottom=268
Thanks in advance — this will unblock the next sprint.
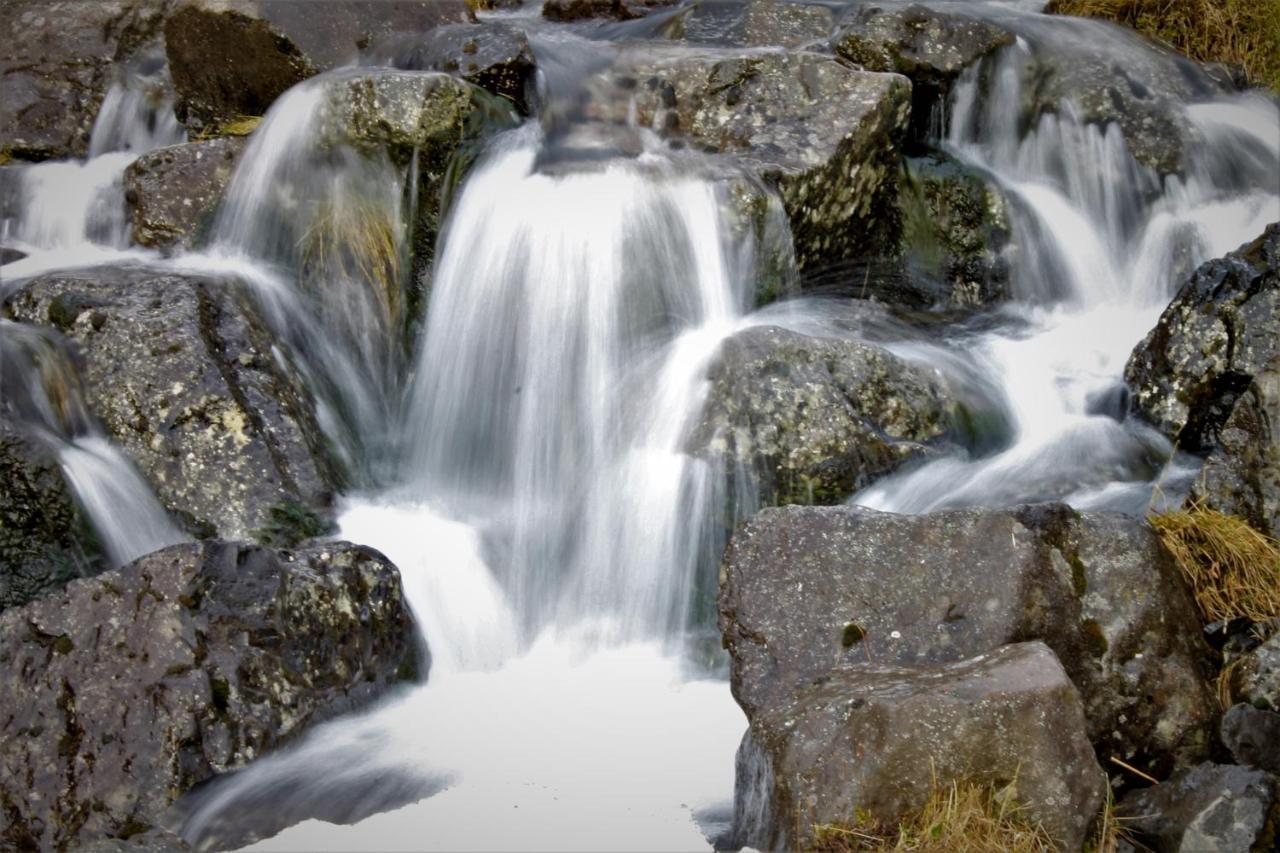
left=852, top=36, right=1280, bottom=516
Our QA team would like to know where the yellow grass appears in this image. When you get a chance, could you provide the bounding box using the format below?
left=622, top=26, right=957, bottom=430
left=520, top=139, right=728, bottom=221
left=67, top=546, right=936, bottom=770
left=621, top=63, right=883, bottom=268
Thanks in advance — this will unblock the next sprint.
left=1150, top=504, right=1280, bottom=624
left=297, top=198, right=405, bottom=330
left=1049, top=0, right=1280, bottom=89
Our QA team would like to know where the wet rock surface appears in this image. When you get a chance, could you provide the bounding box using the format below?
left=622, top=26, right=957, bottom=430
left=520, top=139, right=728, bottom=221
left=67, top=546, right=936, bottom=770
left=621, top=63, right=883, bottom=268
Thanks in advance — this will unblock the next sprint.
left=1127, top=224, right=1280, bottom=452
left=0, top=0, right=173, bottom=160
left=0, top=539, right=413, bottom=851
left=581, top=49, right=912, bottom=272
left=365, top=23, right=538, bottom=114
left=895, top=151, right=1012, bottom=308
left=163, top=0, right=472, bottom=129
left=1191, top=357, right=1280, bottom=538
left=719, top=502, right=1216, bottom=772
left=663, top=0, right=835, bottom=49
left=692, top=325, right=954, bottom=507
left=542, top=0, right=678, bottom=22
left=736, top=641, right=1106, bottom=851
left=124, top=136, right=248, bottom=249
left=0, top=422, right=102, bottom=613
left=4, top=266, right=341, bottom=541
left=1119, top=762, right=1279, bottom=853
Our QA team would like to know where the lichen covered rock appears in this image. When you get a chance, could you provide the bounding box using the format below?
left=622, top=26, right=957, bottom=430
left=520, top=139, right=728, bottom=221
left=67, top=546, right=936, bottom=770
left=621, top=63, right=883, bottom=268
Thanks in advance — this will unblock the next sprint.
left=718, top=502, right=1216, bottom=773
left=1119, top=763, right=1279, bottom=853
left=662, top=0, right=835, bottom=49
left=1126, top=223, right=1280, bottom=451
left=4, top=266, right=341, bottom=541
left=692, top=325, right=955, bottom=508
left=124, top=136, right=247, bottom=249
left=0, top=539, right=414, bottom=850
left=735, top=642, right=1106, bottom=852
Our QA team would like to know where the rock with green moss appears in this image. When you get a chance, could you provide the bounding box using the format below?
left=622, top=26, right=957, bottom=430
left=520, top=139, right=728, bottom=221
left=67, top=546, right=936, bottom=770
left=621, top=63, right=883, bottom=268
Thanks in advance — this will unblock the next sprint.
left=4, top=266, right=341, bottom=541
left=163, top=0, right=473, bottom=130
left=662, top=0, right=835, bottom=48
left=895, top=152, right=1012, bottom=308
left=0, top=421, right=103, bottom=613
left=691, top=325, right=954, bottom=508
left=580, top=49, right=913, bottom=273
left=1126, top=224, right=1280, bottom=452
left=735, top=641, right=1106, bottom=852
left=0, top=0, right=173, bottom=160
left=124, top=136, right=248, bottom=249
left=0, top=539, right=414, bottom=850
left=719, top=502, right=1216, bottom=775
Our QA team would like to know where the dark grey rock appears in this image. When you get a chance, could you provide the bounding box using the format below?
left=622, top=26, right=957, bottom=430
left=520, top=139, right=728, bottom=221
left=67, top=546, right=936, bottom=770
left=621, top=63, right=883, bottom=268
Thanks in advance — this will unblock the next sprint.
left=0, top=539, right=414, bottom=851
left=365, top=23, right=537, bottom=114
left=662, top=0, right=835, bottom=49
left=1239, top=633, right=1280, bottom=712
left=1126, top=224, right=1280, bottom=452
left=163, top=0, right=473, bottom=129
left=542, top=0, right=678, bottom=22
left=124, top=136, right=247, bottom=249
left=737, top=642, right=1106, bottom=851
left=1222, top=703, right=1280, bottom=773
left=1120, top=762, right=1278, bottom=853
left=692, top=325, right=954, bottom=507
left=718, top=502, right=1216, bottom=773
left=0, top=0, right=173, bottom=160
left=1192, top=357, right=1280, bottom=538
left=4, top=266, right=341, bottom=541
left=580, top=49, right=912, bottom=273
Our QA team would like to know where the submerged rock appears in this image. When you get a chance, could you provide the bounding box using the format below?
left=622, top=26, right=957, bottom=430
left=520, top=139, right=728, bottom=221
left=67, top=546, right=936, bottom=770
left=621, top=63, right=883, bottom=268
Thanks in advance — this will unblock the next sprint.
left=1191, top=357, right=1280, bottom=538
left=1126, top=223, right=1280, bottom=452
left=124, top=136, right=248, bottom=249
left=692, top=325, right=954, bottom=508
left=895, top=151, right=1012, bottom=308
left=737, top=641, right=1105, bottom=852
left=0, top=0, right=173, bottom=160
left=581, top=49, right=912, bottom=273
left=4, top=266, right=341, bottom=541
left=365, top=23, right=538, bottom=114
left=719, top=502, right=1216, bottom=773
left=0, top=422, right=102, bottom=613
left=0, top=539, right=414, bottom=850
left=163, top=0, right=472, bottom=129
left=1119, top=763, right=1279, bottom=853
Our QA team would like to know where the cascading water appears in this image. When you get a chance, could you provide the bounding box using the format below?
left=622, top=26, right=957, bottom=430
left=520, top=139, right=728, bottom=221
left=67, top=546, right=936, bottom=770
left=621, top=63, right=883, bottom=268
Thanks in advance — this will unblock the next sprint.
left=851, top=21, right=1280, bottom=516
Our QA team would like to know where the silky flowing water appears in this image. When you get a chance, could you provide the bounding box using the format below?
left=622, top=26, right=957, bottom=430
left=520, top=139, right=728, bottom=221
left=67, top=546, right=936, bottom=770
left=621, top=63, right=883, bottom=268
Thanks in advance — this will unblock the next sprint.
left=1, top=2, right=1278, bottom=849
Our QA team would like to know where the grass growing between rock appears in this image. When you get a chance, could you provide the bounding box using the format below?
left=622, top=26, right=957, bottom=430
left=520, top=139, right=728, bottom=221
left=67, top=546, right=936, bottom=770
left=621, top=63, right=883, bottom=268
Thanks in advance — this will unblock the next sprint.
left=1150, top=505, right=1280, bottom=624
left=1048, top=0, right=1280, bottom=89
left=297, top=198, right=405, bottom=331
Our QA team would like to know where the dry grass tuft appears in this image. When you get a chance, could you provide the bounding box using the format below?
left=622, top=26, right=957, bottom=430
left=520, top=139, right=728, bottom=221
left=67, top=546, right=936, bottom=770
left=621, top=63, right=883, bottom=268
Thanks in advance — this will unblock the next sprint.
left=1048, top=0, right=1280, bottom=89
left=1150, top=504, right=1280, bottom=624
left=297, top=198, right=405, bottom=331
left=809, top=780, right=1058, bottom=852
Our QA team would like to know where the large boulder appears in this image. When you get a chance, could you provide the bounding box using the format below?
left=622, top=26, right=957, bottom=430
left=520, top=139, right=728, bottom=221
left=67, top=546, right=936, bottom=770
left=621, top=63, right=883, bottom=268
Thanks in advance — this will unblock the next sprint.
left=162, top=0, right=472, bottom=129
left=0, top=539, right=414, bottom=850
left=832, top=2, right=1013, bottom=135
left=662, top=0, right=835, bottom=49
left=364, top=23, right=537, bottom=114
left=691, top=325, right=955, bottom=508
left=1119, top=763, right=1279, bottom=853
left=1191, top=357, right=1280, bottom=538
left=735, top=642, right=1106, bottom=852
left=4, top=266, right=341, bottom=541
left=0, top=0, right=174, bottom=160
left=124, top=136, right=248, bottom=249
left=719, top=502, right=1217, bottom=773
left=580, top=49, right=912, bottom=273
left=0, top=422, right=101, bottom=613
left=1127, top=224, right=1280, bottom=452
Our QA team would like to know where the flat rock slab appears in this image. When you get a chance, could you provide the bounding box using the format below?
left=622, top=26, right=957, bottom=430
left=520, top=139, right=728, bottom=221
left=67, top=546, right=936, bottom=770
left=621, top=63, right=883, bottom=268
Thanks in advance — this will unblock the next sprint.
left=0, top=539, right=414, bottom=850
left=738, top=641, right=1105, bottom=851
